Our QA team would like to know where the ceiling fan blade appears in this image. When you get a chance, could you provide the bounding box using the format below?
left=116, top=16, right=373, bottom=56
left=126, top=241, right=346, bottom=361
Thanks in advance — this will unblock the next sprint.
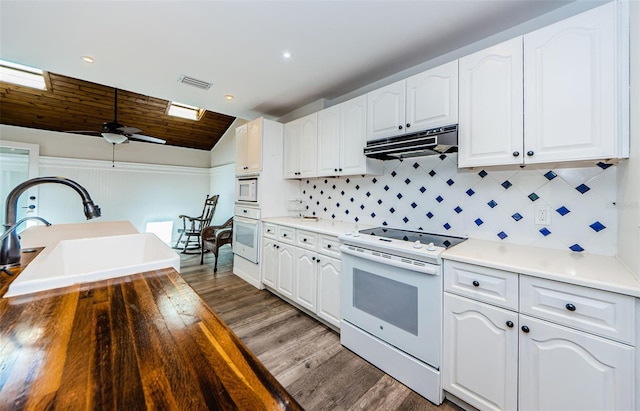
left=117, top=126, right=141, bottom=134
left=128, top=134, right=166, bottom=144
left=65, top=130, right=102, bottom=136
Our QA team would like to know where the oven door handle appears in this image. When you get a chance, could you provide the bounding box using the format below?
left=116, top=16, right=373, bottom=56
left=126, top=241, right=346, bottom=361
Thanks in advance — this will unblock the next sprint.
left=339, top=245, right=439, bottom=275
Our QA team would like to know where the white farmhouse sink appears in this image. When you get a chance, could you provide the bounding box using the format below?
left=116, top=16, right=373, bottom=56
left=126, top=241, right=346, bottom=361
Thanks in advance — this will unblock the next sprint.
left=5, top=233, right=180, bottom=298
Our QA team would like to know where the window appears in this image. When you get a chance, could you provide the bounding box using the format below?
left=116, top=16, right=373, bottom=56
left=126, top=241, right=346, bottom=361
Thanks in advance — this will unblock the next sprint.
left=167, top=102, right=204, bottom=121
left=0, top=59, right=47, bottom=90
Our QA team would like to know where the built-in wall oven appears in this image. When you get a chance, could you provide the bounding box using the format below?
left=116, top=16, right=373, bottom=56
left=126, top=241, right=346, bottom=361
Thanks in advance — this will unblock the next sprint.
left=233, top=205, right=260, bottom=264
left=339, top=228, right=466, bottom=405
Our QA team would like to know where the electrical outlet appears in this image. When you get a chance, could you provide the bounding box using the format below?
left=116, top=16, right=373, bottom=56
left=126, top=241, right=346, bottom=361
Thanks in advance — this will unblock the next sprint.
left=534, top=205, right=551, bottom=225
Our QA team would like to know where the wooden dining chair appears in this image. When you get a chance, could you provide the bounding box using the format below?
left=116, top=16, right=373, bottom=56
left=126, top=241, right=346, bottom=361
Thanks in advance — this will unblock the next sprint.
left=200, top=217, right=233, bottom=271
left=174, top=194, right=219, bottom=254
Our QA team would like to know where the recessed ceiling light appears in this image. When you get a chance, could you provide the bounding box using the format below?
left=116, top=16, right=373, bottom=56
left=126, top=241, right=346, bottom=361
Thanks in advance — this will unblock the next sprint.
left=225, top=94, right=234, bottom=101
left=282, top=51, right=292, bottom=59
left=82, top=56, right=94, bottom=63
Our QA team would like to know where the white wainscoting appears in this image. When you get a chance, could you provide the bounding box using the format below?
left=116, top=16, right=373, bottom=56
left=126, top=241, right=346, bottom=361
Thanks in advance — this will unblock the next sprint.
left=37, top=156, right=211, bottom=245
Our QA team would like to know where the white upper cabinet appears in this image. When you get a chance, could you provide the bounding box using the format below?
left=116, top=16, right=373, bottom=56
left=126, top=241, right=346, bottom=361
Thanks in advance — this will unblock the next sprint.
left=458, top=37, right=524, bottom=167
left=318, top=95, right=383, bottom=177
left=235, top=119, right=263, bottom=175
left=367, top=61, right=459, bottom=141
left=523, top=1, right=622, bottom=164
left=459, top=1, right=628, bottom=168
left=284, top=113, right=317, bottom=178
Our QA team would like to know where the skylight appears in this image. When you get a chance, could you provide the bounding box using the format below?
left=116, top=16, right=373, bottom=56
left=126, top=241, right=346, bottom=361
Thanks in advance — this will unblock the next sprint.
left=0, top=59, right=47, bottom=90
left=167, top=102, right=204, bottom=121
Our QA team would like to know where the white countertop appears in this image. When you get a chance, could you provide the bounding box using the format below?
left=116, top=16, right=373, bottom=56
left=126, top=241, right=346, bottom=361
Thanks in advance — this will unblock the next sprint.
left=261, top=217, right=373, bottom=237
left=20, top=220, right=139, bottom=249
left=443, top=239, right=640, bottom=298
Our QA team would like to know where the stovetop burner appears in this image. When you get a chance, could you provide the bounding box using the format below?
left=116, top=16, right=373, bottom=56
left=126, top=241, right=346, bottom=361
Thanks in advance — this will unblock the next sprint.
left=359, top=227, right=466, bottom=249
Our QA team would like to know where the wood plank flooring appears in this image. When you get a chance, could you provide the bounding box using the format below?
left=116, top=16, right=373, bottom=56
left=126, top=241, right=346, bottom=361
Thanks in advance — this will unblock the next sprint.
left=181, top=248, right=463, bottom=411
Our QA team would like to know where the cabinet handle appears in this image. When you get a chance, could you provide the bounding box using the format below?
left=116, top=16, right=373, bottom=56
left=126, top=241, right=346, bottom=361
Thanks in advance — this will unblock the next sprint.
left=312, top=256, right=316, bottom=261
left=406, top=123, right=411, bottom=128
left=398, top=125, right=403, bottom=130
left=334, top=168, right=338, bottom=172
left=506, top=321, right=514, bottom=328
left=527, top=150, right=534, bottom=156
left=339, top=168, right=342, bottom=172
left=327, top=244, right=332, bottom=248
left=283, top=233, right=287, bottom=237
left=565, top=303, right=576, bottom=311
left=521, top=326, right=530, bottom=333
left=303, top=238, right=307, bottom=242
left=512, top=151, right=520, bottom=157
left=472, top=280, right=480, bottom=287
left=317, top=258, right=320, bottom=263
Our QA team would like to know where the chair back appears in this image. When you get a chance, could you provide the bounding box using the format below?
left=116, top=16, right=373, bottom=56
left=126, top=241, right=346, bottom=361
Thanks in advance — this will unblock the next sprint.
left=201, top=194, right=219, bottom=229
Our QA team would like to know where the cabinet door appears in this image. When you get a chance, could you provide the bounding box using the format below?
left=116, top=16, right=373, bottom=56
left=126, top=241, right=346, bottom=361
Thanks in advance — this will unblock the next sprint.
left=298, top=113, right=318, bottom=178
left=276, top=243, right=295, bottom=299
left=524, top=1, right=617, bottom=164
left=235, top=123, right=249, bottom=174
left=317, top=105, right=341, bottom=176
left=366, top=80, right=406, bottom=140
left=294, top=248, right=317, bottom=312
left=317, top=255, right=341, bottom=329
left=339, top=95, right=368, bottom=176
left=283, top=119, right=300, bottom=178
left=458, top=37, right=524, bottom=167
left=245, top=118, right=263, bottom=173
left=406, top=60, right=458, bottom=132
left=261, top=238, right=278, bottom=288
left=518, top=314, right=635, bottom=411
left=443, top=293, right=518, bottom=411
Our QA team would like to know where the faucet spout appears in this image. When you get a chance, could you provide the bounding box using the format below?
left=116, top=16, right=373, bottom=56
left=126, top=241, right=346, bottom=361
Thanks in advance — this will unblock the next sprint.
left=1, top=177, right=101, bottom=267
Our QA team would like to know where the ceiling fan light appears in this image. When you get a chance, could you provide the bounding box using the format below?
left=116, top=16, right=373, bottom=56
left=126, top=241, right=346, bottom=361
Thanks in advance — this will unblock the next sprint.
left=102, top=133, right=127, bottom=144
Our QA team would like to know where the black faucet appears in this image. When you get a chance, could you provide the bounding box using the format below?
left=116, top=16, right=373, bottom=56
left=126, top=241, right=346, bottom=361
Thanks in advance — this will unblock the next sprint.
left=0, top=177, right=101, bottom=268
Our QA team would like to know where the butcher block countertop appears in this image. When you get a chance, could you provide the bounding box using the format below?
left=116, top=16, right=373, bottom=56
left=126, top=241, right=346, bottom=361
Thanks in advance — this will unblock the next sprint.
left=0, top=225, right=302, bottom=410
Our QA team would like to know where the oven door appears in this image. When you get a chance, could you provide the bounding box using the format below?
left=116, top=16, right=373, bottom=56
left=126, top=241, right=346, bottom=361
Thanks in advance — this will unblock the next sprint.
left=232, top=216, right=259, bottom=263
left=341, top=248, right=442, bottom=368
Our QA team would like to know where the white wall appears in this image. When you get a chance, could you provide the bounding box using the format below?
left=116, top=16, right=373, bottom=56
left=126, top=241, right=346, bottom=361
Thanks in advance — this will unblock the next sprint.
left=211, top=118, right=246, bottom=168
left=617, top=0, right=640, bottom=277
left=0, top=125, right=211, bottom=168
left=209, top=163, right=235, bottom=226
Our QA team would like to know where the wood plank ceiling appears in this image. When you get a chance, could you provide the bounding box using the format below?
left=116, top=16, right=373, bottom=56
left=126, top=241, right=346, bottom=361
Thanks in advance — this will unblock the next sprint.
left=0, top=73, right=236, bottom=151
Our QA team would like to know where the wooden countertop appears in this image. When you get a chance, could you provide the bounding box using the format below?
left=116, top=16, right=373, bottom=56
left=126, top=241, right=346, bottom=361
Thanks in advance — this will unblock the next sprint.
left=0, top=250, right=302, bottom=410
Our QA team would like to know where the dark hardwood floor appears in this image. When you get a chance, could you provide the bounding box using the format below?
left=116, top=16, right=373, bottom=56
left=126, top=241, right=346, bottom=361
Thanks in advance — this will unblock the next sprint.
left=180, top=248, right=463, bottom=411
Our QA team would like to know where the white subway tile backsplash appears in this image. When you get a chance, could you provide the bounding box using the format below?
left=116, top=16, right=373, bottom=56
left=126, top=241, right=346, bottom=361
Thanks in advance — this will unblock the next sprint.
left=301, top=153, right=617, bottom=255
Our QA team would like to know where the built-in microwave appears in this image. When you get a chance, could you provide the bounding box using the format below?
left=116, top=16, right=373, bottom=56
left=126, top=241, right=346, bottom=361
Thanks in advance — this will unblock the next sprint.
left=236, top=177, right=258, bottom=202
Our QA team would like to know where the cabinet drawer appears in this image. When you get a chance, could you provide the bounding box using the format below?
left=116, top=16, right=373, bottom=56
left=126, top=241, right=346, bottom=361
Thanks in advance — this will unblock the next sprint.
left=319, top=235, right=341, bottom=258
left=278, top=226, right=295, bottom=244
left=296, top=230, right=318, bottom=251
left=262, top=223, right=277, bottom=239
left=444, top=261, right=518, bottom=310
left=520, top=276, right=635, bottom=345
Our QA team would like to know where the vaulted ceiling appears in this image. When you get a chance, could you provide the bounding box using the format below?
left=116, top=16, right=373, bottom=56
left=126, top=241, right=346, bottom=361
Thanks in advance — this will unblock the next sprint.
left=0, top=73, right=236, bottom=151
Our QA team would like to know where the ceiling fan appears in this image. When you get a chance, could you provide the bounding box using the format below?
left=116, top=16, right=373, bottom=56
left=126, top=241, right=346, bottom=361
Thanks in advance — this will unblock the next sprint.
left=68, top=88, right=166, bottom=145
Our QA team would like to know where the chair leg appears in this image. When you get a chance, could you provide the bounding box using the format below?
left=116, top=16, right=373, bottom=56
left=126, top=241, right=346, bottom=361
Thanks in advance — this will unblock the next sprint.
left=174, top=231, right=184, bottom=249
left=213, top=249, right=219, bottom=272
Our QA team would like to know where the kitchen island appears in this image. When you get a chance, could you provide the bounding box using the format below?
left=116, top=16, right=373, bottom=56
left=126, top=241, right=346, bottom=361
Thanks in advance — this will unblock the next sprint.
left=0, top=223, right=302, bottom=410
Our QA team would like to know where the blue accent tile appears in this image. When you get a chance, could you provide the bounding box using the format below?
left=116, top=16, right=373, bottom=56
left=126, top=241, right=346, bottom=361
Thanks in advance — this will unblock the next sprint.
left=528, top=193, right=539, bottom=202
left=474, top=218, right=483, bottom=226
left=350, top=197, right=354, bottom=202
left=478, top=170, right=488, bottom=178
left=340, top=190, right=345, bottom=195
left=590, top=221, right=606, bottom=232
left=426, top=212, right=434, bottom=219
left=466, top=189, right=475, bottom=196
left=377, top=199, right=383, bottom=205
left=446, top=179, right=455, bottom=186
left=576, top=184, right=591, bottom=194
left=403, top=217, right=409, bottom=223
left=556, top=206, right=570, bottom=216
left=454, top=206, right=463, bottom=214
left=443, top=223, right=451, bottom=230
left=420, top=186, right=427, bottom=193
left=411, top=202, right=418, bottom=209
left=497, top=231, right=508, bottom=240
left=360, top=204, right=365, bottom=210
left=436, top=196, right=444, bottom=203
left=397, top=193, right=403, bottom=199
left=366, top=191, right=371, bottom=197
left=511, top=212, right=523, bottom=221
left=596, top=162, right=612, bottom=169
left=384, top=185, right=390, bottom=191
left=371, top=212, right=376, bottom=218
left=413, top=162, right=420, bottom=169
left=382, top=221, right=388, bottom=226
left=389, top=207, right=395, bottom=213
left=501, top=180, right=512, bottom=189
left=544, top=171, right=557, bottom=180
left=355, top=217, right=359, bottom=222
left=404, top=178, right=411, bottom=185
left=539, top=227, right=551, bottom=236
left=570, top=244, right=585, bottom=252
left=345, top=210, right=350, bottom=215
left=439, top=154, right=447, bottom=160
left=355, top=185, right=360, bottom=190
left=487, top=200, right=498, bottom=208
left=391, top=171, right=397, bottom=177
left=372, top=178, right=377, bottom=184
left=429, top=170, right=436, bottom=177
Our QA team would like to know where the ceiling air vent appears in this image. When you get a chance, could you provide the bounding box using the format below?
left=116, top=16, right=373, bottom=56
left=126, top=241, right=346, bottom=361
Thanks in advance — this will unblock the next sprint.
left=178, top=75, right=212, bottom=90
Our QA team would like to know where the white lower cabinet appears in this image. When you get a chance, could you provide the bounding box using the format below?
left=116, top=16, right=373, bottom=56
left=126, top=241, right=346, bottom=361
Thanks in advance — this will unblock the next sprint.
left=443, top=260, right=636, bottom=411
left=261, top=223, right=342, bottom=329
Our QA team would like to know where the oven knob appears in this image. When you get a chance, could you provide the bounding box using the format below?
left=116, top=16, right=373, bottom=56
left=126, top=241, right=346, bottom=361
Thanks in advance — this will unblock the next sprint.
left=426, top=242, right=436, bottom=251
left=413, top=240, right=422, bottom=249
left=352, top=231, right=360, bottom=237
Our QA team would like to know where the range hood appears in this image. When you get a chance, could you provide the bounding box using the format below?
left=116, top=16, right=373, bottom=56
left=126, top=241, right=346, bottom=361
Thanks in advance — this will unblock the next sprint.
left=364, top=124, right=458, bottom=160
